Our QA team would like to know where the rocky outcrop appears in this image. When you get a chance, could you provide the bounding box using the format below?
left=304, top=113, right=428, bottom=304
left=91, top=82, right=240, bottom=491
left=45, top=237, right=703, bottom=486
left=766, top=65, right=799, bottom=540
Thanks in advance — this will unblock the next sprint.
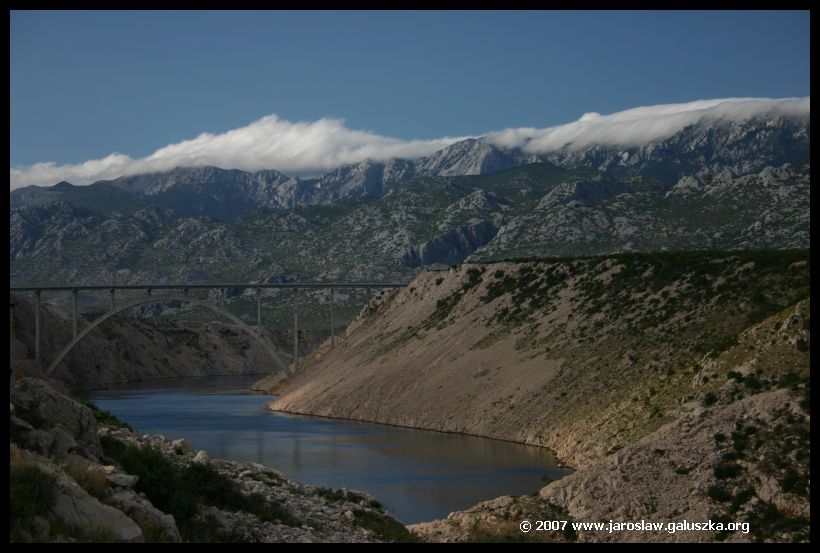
left=535, top=177, right=631, bottom=209
left=414, top=138, right=536, bottom=177
left=10, top=376, right=412, bottom=543
left=10, top=378, right=102, bottom=459
left=98, top=427, right=409, bottom=543
left=410, top=387, right=810, bottom=543
left=11, top=446, right=146, bottom=543
left=48, top=464, right=144, bottom=542
left=400, top=221, right=498, bottom=267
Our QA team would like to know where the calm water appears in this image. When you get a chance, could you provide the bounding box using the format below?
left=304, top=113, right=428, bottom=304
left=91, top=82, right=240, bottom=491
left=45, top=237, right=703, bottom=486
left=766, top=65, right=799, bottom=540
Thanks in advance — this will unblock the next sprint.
left=84, top=375, right=570, bottom=524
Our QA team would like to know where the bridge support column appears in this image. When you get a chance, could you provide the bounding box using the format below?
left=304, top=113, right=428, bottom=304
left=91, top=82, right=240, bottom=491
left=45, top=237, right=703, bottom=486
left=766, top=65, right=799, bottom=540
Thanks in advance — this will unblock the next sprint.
left=72, top=289, right=78, bottom=339
left=10, top=300, right=16, bottom=382
left=34, top=290, right=40, bottom=365
left=221, top=288, right=225, bottom=310
left=330, top=287, right=335, bottom=348
left=110, top=288, right=115, bottom=311
left=256, top=288, right=262, bottom=337
left=293, top=288, right=299, bottom=370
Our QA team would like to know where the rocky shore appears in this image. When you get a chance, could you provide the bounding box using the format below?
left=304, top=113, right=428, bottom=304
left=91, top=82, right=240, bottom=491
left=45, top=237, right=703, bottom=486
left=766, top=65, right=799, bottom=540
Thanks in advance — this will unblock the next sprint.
left=10, top=377, right=414, bottom=543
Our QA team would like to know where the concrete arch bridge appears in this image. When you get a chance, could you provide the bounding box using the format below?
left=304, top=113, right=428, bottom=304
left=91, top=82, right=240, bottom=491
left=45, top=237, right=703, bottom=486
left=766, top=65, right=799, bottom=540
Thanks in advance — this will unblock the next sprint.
left=9, top=283, right=406, bottom=378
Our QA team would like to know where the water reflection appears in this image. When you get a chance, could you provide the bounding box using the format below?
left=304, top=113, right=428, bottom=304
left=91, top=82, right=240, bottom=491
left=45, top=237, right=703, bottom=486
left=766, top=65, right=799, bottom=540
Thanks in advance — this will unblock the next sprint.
left=85, top=375, right=570, bottom=523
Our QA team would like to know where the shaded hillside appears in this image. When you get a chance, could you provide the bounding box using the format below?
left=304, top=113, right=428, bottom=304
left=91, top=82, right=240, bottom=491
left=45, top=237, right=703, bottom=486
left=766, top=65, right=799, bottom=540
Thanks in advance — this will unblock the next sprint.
left=10, top=293, right=303, bottom=390
left=267, top=250, right=810, bottom=542
left=269, top=250, right=809, bottom=466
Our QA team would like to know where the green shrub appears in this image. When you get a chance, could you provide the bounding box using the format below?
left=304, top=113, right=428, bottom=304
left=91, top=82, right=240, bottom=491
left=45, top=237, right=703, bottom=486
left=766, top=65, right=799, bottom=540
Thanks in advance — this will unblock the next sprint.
left=352, top=509, right=420, bottom=543
left=729, top=486, right=755, bottom=513
left=780, top=467, right=809, bottom=497
left=10, top=457, right=56, bottom=527
left=747, top=502, right=810, bottom=542
left=706, top=485, right=732, bottom=502
left=63, top=455, right=110, bottom=500
left=76, top=399, right=133, bottom=430
left=713, top=461, right=744, bottom=480
left=743, top=374, right=763, bottom=390
left=100, top=435, right=298, bottom=541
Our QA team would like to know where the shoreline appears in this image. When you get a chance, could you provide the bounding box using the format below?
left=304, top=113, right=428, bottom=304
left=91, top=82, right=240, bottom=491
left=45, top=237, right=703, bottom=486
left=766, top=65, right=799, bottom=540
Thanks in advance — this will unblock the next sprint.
left=69, top=371, right=274, bottom=395
left=267, top=401, right=576, bottom=471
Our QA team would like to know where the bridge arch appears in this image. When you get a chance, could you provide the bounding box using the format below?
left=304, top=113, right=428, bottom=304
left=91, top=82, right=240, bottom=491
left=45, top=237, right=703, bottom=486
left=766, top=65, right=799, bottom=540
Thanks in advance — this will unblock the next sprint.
left=45, top=294, right=291, bottom=377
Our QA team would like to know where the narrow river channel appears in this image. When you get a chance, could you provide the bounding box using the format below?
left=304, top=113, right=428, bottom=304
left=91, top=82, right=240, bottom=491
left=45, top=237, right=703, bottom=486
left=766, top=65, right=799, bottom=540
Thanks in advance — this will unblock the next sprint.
left=83, top=374, right=570, bottom=524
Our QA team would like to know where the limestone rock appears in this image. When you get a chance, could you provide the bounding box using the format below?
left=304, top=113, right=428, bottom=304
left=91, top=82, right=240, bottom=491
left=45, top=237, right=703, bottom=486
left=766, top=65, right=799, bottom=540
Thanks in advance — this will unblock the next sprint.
left=107, top=489, right=181, bottom=543
left=193, top=450, right=209, bottom=464
left=31, top=459, right=144, bottom=543
left=171, top=438, right=192, bottom=455
left=10, top=378, right=101, bottom=459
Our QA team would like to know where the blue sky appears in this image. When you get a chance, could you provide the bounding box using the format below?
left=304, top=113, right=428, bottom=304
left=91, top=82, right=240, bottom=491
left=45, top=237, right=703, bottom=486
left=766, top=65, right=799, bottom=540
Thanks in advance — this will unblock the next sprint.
left=10, top=10, right=810, bottom=183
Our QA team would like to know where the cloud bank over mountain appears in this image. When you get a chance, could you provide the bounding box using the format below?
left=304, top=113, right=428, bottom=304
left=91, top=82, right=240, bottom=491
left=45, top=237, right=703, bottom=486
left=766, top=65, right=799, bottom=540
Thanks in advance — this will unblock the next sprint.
left=9, top=97, right=809, bottom=190
left=484, top=97, right=809, bottom=152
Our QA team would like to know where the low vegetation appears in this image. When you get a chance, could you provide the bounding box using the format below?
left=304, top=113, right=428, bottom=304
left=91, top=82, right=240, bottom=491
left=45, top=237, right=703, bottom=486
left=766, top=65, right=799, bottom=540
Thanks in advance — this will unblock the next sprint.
left=62, top=454, right=110, bottom=500
left=100, top=435, right=299, bottom=541
left=10, top=452, right=57, bottom=542
left=706, top=385, right=810, bottom=542
left=76, top=398, right=134, bottom=430
left=351, top=509, right=421, bottom=543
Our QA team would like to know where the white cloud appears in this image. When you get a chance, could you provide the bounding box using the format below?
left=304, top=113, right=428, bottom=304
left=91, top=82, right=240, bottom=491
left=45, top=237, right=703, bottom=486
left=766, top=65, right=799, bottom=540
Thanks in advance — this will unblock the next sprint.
left=10, top=115, right=470, bottom=190
left=485, top=97, right=809, bottom=153
left=9, top=97, right=809, bottom=190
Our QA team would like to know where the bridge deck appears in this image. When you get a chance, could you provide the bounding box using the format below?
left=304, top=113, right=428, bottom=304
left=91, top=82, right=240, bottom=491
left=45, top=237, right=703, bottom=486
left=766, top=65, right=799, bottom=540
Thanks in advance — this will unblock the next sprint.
left=10, top=282, right=408, bottom=292
left=10, top=281, right=408, bottom=376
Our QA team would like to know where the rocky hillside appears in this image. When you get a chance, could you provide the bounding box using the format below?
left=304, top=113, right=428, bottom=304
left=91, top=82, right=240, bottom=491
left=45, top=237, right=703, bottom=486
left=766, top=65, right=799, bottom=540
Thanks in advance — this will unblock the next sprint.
left=9, top=161, right=809, bottom=288
left=265, top=250, right=809, bottom=542
left=10, top=377, right=414, bottom=543
left=10, top=292, right=300, bottom=390
left=269, top=250, right=809, bottom=464
left=10, top=114, right=809, bottom=310
left=410, top=386, right=809, bottom=543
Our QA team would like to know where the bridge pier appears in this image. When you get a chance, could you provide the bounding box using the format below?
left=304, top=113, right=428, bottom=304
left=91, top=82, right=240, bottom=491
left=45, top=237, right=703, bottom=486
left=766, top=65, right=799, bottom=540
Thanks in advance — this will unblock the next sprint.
left=11, top=281, right=407, bottom=376
left=293, top=288, right=299, bottom=370
left=10, top=299, right=16, bottom=383
left=34, top=290, right=40, bottom=365
left=72, top=289, right=78, bottom=339
left=257, top=288, right=262, bottom=337
left=330, top=287, right=335, bottom=348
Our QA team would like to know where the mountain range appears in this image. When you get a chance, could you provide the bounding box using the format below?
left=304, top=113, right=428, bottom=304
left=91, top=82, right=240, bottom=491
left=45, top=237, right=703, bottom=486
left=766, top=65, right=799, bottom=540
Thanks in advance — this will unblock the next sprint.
left=10, top=111, right=810, bottom=300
